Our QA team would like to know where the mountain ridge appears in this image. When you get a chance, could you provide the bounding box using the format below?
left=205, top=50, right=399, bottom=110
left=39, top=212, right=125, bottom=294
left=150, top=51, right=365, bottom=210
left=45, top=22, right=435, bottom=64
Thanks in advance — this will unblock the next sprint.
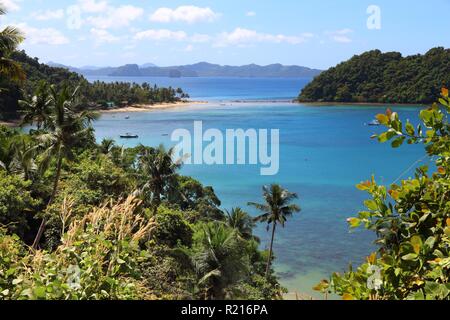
left=47, top=61, right=322, bottom=78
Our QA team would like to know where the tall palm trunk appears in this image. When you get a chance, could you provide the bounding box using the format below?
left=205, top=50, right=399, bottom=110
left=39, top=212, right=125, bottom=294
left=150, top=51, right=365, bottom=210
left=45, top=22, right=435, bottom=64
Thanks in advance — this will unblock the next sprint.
left=32, top=151, right=62, bottom=249
left=265, top=222, right=277, bottom=279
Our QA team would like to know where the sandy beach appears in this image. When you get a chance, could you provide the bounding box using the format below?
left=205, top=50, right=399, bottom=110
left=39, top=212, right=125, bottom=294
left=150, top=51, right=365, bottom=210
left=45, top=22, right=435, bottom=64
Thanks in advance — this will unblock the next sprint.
left=99, top=101, right=208, bottom=113
left=0, top=120, right=20, bottom=127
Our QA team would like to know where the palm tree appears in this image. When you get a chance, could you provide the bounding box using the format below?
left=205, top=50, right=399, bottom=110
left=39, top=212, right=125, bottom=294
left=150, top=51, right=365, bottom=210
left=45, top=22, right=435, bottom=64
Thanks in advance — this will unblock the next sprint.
left=99, top=138, right=115, bottom=155
left=248, top=184, right=301, bottom=278
left=32, top=84, right=98, bottom=249
left=225, top=207, right=256, bottom=241
left=20, top=81, right=52, bottom=130
left=137, top=144, right=182, bottom=214
left=8, top=135, right=37, bottom=181
left=192, top=223, right=248, bottom=300
left=0, top=5, right=25, bottom=82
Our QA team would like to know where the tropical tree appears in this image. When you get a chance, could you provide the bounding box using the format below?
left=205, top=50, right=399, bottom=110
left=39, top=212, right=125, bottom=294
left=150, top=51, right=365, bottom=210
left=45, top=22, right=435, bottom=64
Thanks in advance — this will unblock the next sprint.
left=8, top=134, right=37, bottom=181
left=0, top=5, right=25, bottom=82
left=99, top=138, right=115, bottom=155
left=249, top=184, right=301, bottom=278
left=137, top=144, right=182, bottom=214
left=20, top=81, right=52, bottom=130
left=191, top=222, right=249, bottom=300
left=32, top=84, right=98, bottom=249
left=225, top=207, right=256, bottom=241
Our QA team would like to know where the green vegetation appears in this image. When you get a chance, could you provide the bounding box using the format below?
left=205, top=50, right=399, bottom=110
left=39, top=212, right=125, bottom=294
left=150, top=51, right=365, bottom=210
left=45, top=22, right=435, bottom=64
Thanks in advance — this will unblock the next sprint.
left=0, top=11, right=288, bottom=299
left=0, top=123, right=287, bottom=300
left=298, top=48, right=450, bottom=104
left=0, top=7, right=188, bottom=121
left=315, top=88, right=450, bottom=300
left=0, top=50, right=189, bottom=120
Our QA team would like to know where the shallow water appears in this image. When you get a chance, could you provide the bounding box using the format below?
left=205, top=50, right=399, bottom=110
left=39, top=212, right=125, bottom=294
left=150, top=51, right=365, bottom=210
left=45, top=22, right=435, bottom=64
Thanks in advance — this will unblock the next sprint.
left=93, top=102, right=428, bottom=298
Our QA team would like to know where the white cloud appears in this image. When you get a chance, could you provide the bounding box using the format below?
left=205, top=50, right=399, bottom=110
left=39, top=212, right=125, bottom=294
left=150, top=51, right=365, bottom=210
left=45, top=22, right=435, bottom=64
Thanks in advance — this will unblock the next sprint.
left=134, top=29, right=187, bottom=41
left=184, top=44, right=194, bottom=52
left=77, top=0, right=109, bottom=13
left=327, top=29, right=353, bottom=43
left=87, top=5, right=143, bottom=29
left=150, top=6, right=219, bottom=24
left=32, top=9, right=65, bottom=21
left=2, top=0, right=21, bottom=11
left=246, top=11, right=256, bottom=17
left=15, top=23, right=69, bottom=45
left=90, top=28, right=119, bottom=43
left=215, top=28, right=313, bottom=47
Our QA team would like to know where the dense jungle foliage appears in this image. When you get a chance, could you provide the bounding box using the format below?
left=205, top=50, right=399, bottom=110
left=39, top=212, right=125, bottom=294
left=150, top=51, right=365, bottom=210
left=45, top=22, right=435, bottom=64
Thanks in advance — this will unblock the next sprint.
left=298, top=48, right=450, bottom=104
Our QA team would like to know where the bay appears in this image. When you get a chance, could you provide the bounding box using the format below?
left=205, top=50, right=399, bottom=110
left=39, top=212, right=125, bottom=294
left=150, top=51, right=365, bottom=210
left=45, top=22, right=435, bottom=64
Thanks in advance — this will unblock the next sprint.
left=89, top=76, right=427, bottom=298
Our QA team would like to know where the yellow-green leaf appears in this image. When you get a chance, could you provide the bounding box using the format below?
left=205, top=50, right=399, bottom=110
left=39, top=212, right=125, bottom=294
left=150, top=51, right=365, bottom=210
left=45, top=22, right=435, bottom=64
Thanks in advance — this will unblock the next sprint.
left=343, top=293, right=354, bottom=300
left=411, top=235, right=422, bottom=254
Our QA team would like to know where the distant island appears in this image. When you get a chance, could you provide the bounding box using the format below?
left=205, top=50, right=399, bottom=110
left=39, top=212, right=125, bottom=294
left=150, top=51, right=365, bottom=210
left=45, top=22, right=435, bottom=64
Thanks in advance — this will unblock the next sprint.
left=48, top=61, right=322, bottom=78
left=298, top=47, right=450, bottom=104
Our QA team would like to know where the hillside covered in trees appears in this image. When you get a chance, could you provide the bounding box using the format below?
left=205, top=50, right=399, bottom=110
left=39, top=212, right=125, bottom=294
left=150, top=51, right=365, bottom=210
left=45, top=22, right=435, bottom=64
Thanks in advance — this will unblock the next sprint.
left=298, top=48, right=450, bottom=104
left=0, top=51, right=188, bottom=120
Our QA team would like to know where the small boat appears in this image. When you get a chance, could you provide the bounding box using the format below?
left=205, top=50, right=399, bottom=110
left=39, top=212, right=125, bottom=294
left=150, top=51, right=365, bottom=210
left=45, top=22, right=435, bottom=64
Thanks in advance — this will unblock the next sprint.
left=125, top=116, right=130, bottom=120
left=367, top=120, right=381, bottom=126
left=120, top=133, right=139, bottom=139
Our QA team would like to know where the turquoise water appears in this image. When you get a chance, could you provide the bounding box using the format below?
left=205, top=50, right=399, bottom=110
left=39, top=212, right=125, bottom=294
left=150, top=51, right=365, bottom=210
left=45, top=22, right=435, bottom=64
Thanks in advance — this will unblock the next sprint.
left=85, top=76, right=311, bottom=101
left=93, top=102, right=428, bottom=298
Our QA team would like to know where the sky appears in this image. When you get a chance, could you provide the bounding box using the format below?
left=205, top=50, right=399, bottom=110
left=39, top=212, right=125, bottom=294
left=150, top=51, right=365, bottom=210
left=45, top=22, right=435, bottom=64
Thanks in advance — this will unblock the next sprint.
left=1, top=0, right=449, bottom=69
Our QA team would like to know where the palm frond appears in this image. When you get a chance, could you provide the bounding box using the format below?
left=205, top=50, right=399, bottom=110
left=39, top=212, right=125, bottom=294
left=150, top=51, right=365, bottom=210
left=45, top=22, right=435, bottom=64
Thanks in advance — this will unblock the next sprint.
left=0, top=57, right=25, bottom=81
left=0, top=26, right=25, bottom=52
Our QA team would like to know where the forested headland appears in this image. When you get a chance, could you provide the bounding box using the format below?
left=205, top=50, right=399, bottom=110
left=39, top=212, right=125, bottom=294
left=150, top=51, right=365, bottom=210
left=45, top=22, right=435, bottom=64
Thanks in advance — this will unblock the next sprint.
left=298, top=48, right=450, bottom=104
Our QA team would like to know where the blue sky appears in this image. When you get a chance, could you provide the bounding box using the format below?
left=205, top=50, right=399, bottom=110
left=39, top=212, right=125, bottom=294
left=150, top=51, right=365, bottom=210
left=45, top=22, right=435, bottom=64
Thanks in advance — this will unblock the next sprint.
left=1, top=0, right=449, bottom=69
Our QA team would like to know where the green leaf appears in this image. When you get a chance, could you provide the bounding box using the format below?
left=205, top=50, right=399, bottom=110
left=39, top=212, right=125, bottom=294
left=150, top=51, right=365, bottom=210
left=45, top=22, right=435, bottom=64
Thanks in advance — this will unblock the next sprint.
left=364, top=200, right=377, bottom=211
left=410, top=235, right=423, bottom=254
left=405, top=122, right=415, bottom=136
left=424, top=236, right=436, bottom=250
left=391, top=136, right=405, bottom=148
left=402, top=253, right=418, bottom=261
left=33, top=286, right=47, bottom=299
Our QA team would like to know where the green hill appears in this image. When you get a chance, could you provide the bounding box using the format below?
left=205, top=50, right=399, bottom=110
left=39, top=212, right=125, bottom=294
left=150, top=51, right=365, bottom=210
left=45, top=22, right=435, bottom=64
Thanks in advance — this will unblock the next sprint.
left=297, top=47, right=450, bottom=104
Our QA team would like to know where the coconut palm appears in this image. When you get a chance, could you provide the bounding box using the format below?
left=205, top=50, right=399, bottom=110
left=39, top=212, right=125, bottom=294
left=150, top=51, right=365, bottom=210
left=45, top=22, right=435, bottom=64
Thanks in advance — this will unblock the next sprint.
left=225, top=207, right=256, bottom=241
left=32, top=84, right=98, bottom=249
left=137, top=144, right=182, bottom=214
left=192, top=223, right=248, bottom=300
left=8, top=135, right=37, bottom=181
left=99, top=138, right=115, bottom=155
left=0, top=5, right=25, bottom=82
left=20, top=81, right=52, bottom=130
left=248, top=184, right=301, bottom=278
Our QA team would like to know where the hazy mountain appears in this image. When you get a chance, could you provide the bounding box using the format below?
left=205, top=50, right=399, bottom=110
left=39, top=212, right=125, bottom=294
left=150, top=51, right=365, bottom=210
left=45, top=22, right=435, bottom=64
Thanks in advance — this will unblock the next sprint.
left=48, top=61, right=322, bottom=78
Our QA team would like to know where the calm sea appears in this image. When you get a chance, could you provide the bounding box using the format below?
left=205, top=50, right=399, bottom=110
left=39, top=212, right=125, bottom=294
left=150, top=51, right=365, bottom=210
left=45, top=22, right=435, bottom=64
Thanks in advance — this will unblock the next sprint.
left=89, top=76, right=427, bottom=298
left=85, top=76, right=311, bottom=101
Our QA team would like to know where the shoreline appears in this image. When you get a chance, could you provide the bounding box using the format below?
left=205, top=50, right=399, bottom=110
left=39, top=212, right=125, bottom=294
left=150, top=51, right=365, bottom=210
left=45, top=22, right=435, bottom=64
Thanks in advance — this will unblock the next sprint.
left=0, top=119, right=20, bottom=127
left=99, top=101, right=208, bottom=113
left=296, top=101, right=427, bottom=107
